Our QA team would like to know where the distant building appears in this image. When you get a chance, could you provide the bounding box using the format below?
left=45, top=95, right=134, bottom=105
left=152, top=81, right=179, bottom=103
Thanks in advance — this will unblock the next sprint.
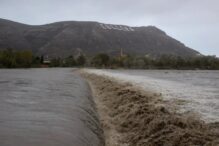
left=43, top=56, right=51, bottom=65
left=43, top=60, right=51, bottom=64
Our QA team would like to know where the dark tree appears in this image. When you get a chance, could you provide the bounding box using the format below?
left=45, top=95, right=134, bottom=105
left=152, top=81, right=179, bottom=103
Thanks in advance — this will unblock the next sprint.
left=76, top=54, right=86, bottom=66
left=91, top=53, right=110, bottom=67
left=63, top=56, right=76, bottom=67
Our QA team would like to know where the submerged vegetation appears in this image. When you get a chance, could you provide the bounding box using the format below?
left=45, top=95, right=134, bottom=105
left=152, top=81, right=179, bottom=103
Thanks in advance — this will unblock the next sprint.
left=0, top=49, right=219, bottom=69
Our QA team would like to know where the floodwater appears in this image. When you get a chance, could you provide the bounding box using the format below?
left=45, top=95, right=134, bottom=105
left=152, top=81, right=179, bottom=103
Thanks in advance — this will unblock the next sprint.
left=87, top=69, right=219, bottom=123
left=0, top=68, right=104, bottom=146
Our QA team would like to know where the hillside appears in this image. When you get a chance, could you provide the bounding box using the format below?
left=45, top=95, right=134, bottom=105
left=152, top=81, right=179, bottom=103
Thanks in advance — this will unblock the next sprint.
left=0, top=18, right=200, bottom=58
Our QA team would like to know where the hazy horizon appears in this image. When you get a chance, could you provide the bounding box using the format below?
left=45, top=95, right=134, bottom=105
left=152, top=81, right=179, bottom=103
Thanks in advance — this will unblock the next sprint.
left=0, top=0, right=218, bottom=56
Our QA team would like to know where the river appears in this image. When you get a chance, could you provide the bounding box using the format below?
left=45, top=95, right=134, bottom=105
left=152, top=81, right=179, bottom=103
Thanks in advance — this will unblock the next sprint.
left=87, top=69, right=219, bottom=123
left=0, top=68, right=104, bottom=146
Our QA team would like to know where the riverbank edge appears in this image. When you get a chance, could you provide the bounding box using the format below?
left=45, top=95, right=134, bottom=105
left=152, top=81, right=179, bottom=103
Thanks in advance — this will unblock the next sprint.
left=80, top=70, right=219, bottom=146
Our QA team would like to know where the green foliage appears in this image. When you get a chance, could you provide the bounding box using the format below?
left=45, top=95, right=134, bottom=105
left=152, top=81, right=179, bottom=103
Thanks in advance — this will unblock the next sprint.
left=0, top=48, right=218, bottom=69
left=50, top=58, right=62, bottom=67
left=91, top=53, right=110, bottom=67
left=50, top=56, right=76, bottom=67
left=76, top=54, right=86, bottom=66
left=0, top=49, right=16, bottom=68
left=32, top=56, right=41, bottom=66
left=15, top=50, right=33, bottom=67
left=0, top=49, right=33, bottom=68
left=123, top=55, right=134, bottom=68
left=63, top=56, right=76, bottom=67
left=148, top=55, right=219, bottom=70
left=100, top=54, right=219, bottom=70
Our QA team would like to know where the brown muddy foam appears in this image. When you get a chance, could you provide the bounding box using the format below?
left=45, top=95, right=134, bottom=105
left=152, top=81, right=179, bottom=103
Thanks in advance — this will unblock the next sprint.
left=80, top=71, right=219, bottom=146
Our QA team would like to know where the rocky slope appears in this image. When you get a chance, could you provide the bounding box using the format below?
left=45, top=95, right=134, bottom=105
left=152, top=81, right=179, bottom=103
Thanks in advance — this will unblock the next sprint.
left=0, top=18, right=199, bottom=58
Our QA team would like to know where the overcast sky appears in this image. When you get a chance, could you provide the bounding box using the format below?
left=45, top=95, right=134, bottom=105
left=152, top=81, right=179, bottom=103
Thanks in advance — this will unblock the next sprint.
left=0, top=0, right=218, bottom=56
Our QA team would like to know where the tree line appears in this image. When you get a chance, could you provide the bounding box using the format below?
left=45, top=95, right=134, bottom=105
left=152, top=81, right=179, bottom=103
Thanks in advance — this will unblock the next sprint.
left=0, top=49, right=219, bottom=69
left=0, top=49, right=87, bottom=68
left=0, top=49, right=33, bottom=68
left=48, top=55, right=86, bottom=67
left=90, top=53, right=219, bottom=70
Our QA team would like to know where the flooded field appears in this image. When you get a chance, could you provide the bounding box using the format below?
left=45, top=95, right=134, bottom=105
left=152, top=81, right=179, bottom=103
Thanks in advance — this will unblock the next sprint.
left=87, top=69, right=219, bottom=123
left=0, top=68, right=104, bottom=146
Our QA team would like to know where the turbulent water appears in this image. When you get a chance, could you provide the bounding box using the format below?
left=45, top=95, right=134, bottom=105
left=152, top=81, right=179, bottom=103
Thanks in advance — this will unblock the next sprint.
left=87, top=69, right=219, bottom=123
left=0, top=68, right=104, bottom=146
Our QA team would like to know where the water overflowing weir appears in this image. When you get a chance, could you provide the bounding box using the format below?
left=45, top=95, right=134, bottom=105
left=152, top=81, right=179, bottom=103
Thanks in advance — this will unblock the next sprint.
left=0, top=68, right=104, bottom=146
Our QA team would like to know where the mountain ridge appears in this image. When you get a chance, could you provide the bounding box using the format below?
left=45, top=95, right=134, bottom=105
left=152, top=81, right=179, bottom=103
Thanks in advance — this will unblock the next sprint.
left=0, top=18, right=200, bottom=58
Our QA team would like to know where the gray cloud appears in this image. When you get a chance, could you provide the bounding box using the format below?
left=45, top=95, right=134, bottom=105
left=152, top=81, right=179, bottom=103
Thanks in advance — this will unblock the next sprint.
left=0, top=0, right=218, bottom=56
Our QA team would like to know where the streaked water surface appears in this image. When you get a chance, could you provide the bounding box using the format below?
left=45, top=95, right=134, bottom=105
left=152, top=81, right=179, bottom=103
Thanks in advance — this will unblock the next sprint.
left=0, top=68, right=104, bottom=146
left=87, top=69, right=219, bottom=123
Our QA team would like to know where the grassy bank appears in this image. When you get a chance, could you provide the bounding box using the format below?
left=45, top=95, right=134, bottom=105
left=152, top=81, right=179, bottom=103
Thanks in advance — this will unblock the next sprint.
left=80, top=71, right=219, bottom=146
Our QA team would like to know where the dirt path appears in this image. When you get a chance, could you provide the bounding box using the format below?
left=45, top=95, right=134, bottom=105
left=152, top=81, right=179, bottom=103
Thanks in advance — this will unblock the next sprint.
left=80, top=71, right=219, bottom=146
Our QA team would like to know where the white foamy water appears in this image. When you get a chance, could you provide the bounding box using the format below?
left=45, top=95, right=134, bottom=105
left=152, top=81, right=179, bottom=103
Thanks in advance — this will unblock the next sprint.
left=86, top=69, right=219, bottom=123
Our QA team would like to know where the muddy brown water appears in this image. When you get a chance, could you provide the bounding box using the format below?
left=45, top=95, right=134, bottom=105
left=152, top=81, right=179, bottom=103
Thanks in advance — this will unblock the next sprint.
left=87, top=69, right=219, bottom=123
left=0, top=68, right=104, bottom=146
